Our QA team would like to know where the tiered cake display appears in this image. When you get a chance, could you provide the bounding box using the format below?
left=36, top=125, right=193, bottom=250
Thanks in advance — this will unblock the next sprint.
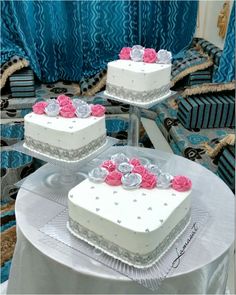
left=67, top=153, right=192, bottom=268
left=21, top=47, right=193, bottom=272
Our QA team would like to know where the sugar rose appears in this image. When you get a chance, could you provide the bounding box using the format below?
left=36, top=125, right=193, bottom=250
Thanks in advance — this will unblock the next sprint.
left=129, top=158, right=141, bottom=167
left=143, top=48, right=157, bottom=63
left=91, top=104, right=106, bottom=117
left=75, top=104, right=91, bottom=118
left=101, top=160, right=116, bottom=172
left=119, top=47, right=131, bottom=60
left=57, top=95, right=72, bottom=107
left=60, top=104, right=76, bottom=118
left=105, top=170, right=123, bottom=186
left=132, top=165, right=148, bottom=177
left=45, top=102, right=60, bottom=117
left=141, top=172, right=157, bottom=189
left=33, top=101, right=48, bottom=115
left=157, top=49, right=172, bottom=64
left=171, top=176, right=192, bottom=192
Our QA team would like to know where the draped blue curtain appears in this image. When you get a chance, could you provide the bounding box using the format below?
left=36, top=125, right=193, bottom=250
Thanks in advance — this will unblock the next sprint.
left=1, top=1, right=139, bottom=82
left=213, top=2, right=235, bottom=83
left=1, top=0, right=198, bottom=82
left=140, top=1, right=198, bottom=54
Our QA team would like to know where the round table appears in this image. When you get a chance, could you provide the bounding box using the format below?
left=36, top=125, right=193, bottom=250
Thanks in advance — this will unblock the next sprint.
left=7, top=147, right=234, bottom=294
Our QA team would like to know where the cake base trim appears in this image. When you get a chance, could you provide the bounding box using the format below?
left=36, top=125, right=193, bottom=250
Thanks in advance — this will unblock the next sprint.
left=67, top=210, right=191, bottom=268
left=105, top=83, right=170, bottom=103
left=24, top=134, right=107, bottom=162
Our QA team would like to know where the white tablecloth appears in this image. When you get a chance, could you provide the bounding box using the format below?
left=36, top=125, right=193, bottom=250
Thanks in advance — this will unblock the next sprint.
left=7, top=147, right=234, bottom=294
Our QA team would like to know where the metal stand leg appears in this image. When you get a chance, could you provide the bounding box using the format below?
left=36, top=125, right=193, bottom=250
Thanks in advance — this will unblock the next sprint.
left=128, top=105, right=141, bottom=146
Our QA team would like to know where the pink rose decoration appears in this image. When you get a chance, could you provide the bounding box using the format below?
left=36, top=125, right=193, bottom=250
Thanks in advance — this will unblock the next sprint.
left=129, top=158, right=141, bottom=167
left=101, top=160, right=116, bottom=172
left=132, top=165, right=148, bottom=177
left=32, top=101, right=48, bottom=115
left=143, top=48, right=157, bottom=63
left=171, top=176, right=192, bottom=192
left=119, top=47, right=131, bottom=60
left=60, top=104, right=76, bottom=118
left=141, top=172, right=157, bottom=189
left=57, top=95, right=72, bottom=107
left=91, top=104, right=106, bottom=117
left=105, top=170, right=122, bottom=186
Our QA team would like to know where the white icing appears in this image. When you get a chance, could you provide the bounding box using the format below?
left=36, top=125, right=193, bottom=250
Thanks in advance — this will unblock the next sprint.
left=106, top=60, right=171, bottom=92
left=24, top=113, right=106, bottom=150
left=68, top=179, right=191, bottom=255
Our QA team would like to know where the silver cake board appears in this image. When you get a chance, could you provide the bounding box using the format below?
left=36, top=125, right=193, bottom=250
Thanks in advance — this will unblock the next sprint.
left=98, top=90, right=177, bottom=109
left=39, top=203, right=209, bottom=292
left=12, top=137, right=119, bottom=172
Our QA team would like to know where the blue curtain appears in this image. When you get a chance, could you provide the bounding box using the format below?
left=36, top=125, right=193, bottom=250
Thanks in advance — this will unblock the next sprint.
left=1, top=1, right=139, bottom=82
left=213, top=2, right=235, bottom=83
left=1, top=0, right=198, bottom=82
left=140, top=1, right=198, bottom=54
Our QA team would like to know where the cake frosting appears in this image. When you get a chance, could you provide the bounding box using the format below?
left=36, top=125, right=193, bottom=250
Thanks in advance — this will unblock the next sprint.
left=67, top=153, right=192, bottom=267
left=24, top=96, right=106, bottom=162
left=105, top=46, right=172, bottom=104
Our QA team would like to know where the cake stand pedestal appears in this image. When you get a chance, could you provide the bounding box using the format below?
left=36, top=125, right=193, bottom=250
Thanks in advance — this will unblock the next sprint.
left=98, top=90, right=176, bottom=146
left=128, top=105, right=141, bottom=146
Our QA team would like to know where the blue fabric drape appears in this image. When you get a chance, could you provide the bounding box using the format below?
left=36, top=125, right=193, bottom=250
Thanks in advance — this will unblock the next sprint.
left=1, top=1, right=139, bottom=81
left=213, top=2, right=235, bottom=83
left=1, top=0, right=198, bottom=82
left=140, top=1, right=198, bottom=54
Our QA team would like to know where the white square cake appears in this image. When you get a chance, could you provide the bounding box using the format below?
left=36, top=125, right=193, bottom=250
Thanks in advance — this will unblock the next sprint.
left=68, top=174, right=191, bottom=267
left=24, top=97, right=106, bottom=162
left=105, top=60, right=171, bottom=104
left=24, top=113, right=106, bottom=162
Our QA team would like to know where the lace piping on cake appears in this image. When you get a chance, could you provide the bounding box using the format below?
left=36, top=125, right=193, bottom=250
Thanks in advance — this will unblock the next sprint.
left=68, top=210, right=191, bottom=267
left=24, top=134, right=106, bottom=161
left=106, top=83, right=170, bottom=102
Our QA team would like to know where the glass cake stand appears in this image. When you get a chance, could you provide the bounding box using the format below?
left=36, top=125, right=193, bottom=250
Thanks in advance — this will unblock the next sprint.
left=98, top=90, right=176, bottom=146
left=13, top=137, right=118, bottom=205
